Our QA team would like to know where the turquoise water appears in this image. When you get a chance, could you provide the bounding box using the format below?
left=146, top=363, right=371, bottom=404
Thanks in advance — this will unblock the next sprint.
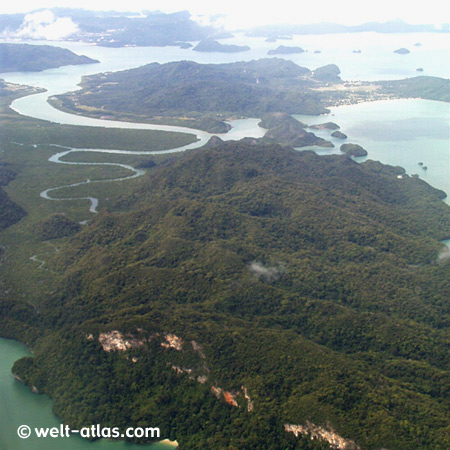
left=294, top=99, right=450, bottom=203
left=0, top=338, right=174, bottom=450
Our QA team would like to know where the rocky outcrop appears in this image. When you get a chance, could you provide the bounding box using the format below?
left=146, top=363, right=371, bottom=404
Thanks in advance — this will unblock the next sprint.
left=210, top=385, right=254, bottom=410
left=161, top=333, right=183, bottom=351
left=284, top=422, right=360, bottom=450
left=241, top=386, right=254, bottom=412
left=98, top=331, right=145, bottom=352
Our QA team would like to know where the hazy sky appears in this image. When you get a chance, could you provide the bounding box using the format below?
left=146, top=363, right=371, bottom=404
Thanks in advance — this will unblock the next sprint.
left=0, top=0, right=449, bottom=29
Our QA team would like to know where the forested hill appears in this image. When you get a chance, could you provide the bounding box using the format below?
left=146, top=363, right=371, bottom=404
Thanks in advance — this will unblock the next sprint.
left=52, top=58, right=450, bottom=135
left=7, top=142, right=450, bottom=449
left=0, top=43, right=99, bottom=72
left=52, top=58, right=329, bottom=122
left=0, top=163, right=25, bottom=230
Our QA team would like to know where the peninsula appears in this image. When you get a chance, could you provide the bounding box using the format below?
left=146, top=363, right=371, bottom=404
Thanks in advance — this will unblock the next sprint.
left=0, top=43, right=99, bottom=72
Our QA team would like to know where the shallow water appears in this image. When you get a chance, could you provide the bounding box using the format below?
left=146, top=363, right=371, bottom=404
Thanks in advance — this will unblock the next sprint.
left=295, top=99, right=450, bottom=203
left=0, top=338, right=174, bottom=450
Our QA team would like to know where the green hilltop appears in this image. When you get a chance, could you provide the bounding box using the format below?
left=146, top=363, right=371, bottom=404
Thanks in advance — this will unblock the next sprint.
left=4, top=141, right=450, bottom=449
left=0, top=43, right=99, bottom=72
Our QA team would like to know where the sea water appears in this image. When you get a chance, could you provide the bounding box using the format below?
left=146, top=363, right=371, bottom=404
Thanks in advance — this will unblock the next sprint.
left=0, top=338, right=175, bottom=450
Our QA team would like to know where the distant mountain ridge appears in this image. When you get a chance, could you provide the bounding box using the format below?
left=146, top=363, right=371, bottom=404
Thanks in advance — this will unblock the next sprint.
left=0, top=10, right=447, bottom=48
left=247, top=19, right=449, bottom=37
left=0, top=9, right=216, bottom=47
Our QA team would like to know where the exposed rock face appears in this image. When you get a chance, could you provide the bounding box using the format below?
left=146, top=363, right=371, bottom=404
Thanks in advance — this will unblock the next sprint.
left=98, top=331, right=145, bottom=352
left=223, top=391, right=239, bottom=407
left=241, top=386, right=254, bottom=412
left=284, top=422, right=360, bottom=450
left=211, top=385, right=253, bottom=410
left=171, top=365, right=192, bottom=375
left=191, top=340, right=206, bottom=358
left=161, top=333, right=183, bottom=351
left=211, top=386, right=223, bottom=398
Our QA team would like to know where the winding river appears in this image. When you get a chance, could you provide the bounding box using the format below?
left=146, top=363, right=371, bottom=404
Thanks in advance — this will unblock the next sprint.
left=0, top=35, right=449, bottom=449
left=10, top=94, right=266, bottom=213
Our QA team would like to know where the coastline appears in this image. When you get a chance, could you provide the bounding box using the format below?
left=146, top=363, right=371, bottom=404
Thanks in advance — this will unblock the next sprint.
left=159, top=439, right=179, bottom=448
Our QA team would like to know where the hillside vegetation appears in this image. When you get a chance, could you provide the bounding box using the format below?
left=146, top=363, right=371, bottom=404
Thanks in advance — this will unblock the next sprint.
left=5, top=142, right=450, bottom=449
left=52, top=59, right=450, bottom=135
left=0, top=43, right=98, bottom=72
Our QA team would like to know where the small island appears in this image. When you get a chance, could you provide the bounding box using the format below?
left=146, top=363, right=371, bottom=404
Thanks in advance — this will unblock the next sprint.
left=340, top=143, right=368, bottom=157
left=394, top=48, right=410, bottom=54
left=193, top=39, right=250, bottom=53
left=310, top=122, right=340, bottom=130
left=331, top=131, right=348, bottom=139
left=268, top=45, right=305, bottom=55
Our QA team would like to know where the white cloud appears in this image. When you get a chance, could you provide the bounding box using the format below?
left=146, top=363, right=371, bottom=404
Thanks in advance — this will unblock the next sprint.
left=11, top=10, right=79, bottom=40
left=249, top=261, right=285, bottom=282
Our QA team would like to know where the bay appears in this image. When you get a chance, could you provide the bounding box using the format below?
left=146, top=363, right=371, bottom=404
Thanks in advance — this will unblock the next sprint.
left=294, top=98, right=450, bottom=203
left=0, top=338, right=175, bottom=450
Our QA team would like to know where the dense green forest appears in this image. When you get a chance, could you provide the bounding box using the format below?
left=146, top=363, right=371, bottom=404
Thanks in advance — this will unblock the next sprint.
left=50, top=58, right=331, bottom=132
left=3, top=141, right=450, bottom=449
left=259, top=113, right=333, bottom=147
left=1, top=50, right=449, bottom=448
left=379, top=76, right=450, bottom=102
left=0, top=163, right=26, bottom=230
left=0, top=43, right=99, bottom=72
